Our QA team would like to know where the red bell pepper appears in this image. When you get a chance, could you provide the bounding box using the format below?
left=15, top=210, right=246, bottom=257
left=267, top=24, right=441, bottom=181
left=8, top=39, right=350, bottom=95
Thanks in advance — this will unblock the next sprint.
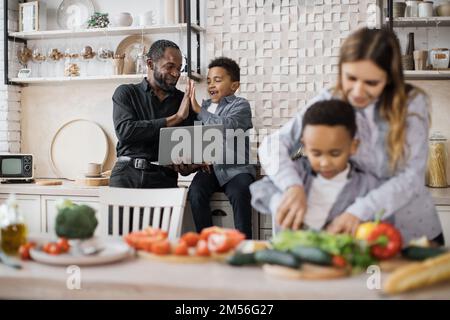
left=367, top=223, right=402, bottom=260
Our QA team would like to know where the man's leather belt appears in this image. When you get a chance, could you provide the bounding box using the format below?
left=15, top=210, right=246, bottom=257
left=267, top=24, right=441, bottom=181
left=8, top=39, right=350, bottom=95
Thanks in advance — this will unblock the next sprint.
left=117, top=156, right=160, bottom=170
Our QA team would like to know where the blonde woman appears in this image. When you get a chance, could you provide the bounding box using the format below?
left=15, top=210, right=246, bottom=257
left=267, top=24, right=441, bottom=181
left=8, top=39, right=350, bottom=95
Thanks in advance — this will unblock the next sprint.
left=257, top=27, right=443, bottom=244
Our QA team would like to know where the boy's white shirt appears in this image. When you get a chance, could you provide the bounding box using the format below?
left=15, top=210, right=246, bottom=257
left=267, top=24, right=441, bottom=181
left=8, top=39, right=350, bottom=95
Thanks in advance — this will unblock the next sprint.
left=303, top=164, right=350, bottom=230
left=207, top=102, right=219, bottom=114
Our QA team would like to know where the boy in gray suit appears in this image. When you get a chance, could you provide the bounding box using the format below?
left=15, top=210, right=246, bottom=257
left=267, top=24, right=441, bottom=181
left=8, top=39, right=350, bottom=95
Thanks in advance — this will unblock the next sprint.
left=251, top=100, right=380, bottom=233
left=188, top=57, right=256, bottom=238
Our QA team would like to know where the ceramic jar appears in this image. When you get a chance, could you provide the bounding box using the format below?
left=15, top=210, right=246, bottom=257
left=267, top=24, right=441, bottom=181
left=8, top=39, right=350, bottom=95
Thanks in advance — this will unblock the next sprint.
left=419, top=1, right=434, bottom=17
left=113, top=12, right=133, bottom=27
left=430, top=48, right=450, bottom=69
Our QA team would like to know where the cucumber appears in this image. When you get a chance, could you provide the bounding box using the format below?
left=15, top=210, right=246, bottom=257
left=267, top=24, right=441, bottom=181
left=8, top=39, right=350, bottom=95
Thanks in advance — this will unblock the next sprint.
left=254, top=249, right=300, bottom=269
left=290, top=245, right=332, bottom=266
left=227, top=252, right=257, bottom=266
left=401, top=246, right=448, bottom=261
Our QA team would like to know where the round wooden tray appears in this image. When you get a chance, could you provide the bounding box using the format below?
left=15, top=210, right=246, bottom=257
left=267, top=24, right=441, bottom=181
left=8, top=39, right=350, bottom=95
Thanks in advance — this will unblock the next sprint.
left=263, top=263, right=350, bottom=280
left=115, top=35, right=151, bottom=74
left=50, top=119, right=108, bottom=180
left=137, top=250, right=232, bottom=264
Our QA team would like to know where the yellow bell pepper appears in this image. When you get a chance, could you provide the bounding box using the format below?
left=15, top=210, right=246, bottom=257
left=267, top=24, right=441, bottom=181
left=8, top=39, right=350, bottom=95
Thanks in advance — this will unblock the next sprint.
left=355, top=222, right=377, bottom=240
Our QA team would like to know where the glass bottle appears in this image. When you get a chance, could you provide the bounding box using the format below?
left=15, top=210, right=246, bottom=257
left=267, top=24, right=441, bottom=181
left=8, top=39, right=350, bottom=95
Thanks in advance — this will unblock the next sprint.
left=406, top=32, right=415, bottom=55
left=426, top=132, right=448, bottom=188
left=135, top=52, right=146, bottom=74
left=0, top=194, right=27, bottom=255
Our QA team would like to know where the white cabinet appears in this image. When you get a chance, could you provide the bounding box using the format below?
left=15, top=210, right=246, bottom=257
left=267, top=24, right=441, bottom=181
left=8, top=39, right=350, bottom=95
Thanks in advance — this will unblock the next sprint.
left=41, top=196, right=100, bottom=236
left=0, top=194, right=41, bottom=234
left=436, top=205, right=450, bottom=246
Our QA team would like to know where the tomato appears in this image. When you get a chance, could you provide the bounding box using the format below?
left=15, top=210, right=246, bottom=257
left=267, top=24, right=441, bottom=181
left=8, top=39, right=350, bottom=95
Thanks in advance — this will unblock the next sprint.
left=199, top=226, right=223, bottom=241
left=225, top=229, right=246, bottom=248
left=355, top=222, right=378, bottom=240
left=19, top=242, right=36, bottom=260
left=42, top=242, right=53, bottom=254
left=46, top=243, right=62, bottom=255
left=180, top=232, right=200, bottom=247
left=195, top=240, right=210, bottom=256
left=173, top=241, right=189, bottom=256
left=152, top=240, right=171, bottom=255
left=332, top=255, right=347, bottom=268
left=57, top=238, right=70, bottom=253
left=207, top=233, right=233, bottom=253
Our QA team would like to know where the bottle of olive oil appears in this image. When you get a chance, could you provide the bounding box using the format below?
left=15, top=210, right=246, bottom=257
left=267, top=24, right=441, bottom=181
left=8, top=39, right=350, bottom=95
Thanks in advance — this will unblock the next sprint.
left=1, top=194, right=27, bottom=255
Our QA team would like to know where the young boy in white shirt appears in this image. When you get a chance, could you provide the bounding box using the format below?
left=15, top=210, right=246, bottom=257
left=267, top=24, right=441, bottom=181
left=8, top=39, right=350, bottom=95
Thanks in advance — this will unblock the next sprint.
left=251, top=99, right=379, bottom=231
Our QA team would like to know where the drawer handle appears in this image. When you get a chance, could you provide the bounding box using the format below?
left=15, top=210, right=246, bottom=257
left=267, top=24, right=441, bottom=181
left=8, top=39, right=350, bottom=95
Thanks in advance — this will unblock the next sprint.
left=212, top=209, right=227, bottom=217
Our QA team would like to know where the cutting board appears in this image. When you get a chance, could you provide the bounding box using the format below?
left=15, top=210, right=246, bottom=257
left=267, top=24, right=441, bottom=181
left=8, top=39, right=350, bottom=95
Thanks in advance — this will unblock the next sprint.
left=263, top=263, right=351, bottom=280
left=75, top=177, right=110, bottom=186
left=137, top=250, right=232, bottom=264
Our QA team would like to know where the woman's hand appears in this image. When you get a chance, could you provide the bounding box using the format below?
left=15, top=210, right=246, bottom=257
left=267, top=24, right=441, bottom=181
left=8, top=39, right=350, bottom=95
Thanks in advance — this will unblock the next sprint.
left=189, top=80, right=201, bottom=113
left=326, top=212, right=361, bottom=235
left=276, top=185, right=307, bottom=230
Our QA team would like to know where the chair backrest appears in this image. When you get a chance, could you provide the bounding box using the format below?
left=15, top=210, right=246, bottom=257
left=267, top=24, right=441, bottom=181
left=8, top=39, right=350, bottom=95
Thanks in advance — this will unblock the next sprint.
left=98, top=187, right=188, bottom=240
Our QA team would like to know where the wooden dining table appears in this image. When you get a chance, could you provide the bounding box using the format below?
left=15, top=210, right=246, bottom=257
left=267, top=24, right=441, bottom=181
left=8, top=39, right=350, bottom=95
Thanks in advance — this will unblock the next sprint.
left=1, top=253, right=449, bottom=300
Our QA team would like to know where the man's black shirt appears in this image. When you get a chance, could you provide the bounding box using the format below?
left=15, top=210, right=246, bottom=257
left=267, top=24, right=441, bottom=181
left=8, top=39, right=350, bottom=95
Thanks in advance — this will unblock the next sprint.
left=112, top=78, right=196, bottom=161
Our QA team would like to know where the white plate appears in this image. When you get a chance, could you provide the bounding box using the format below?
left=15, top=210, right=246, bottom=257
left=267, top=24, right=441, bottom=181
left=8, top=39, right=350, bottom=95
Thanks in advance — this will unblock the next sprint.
left=57, top=0, right=95, bottom=29
left=29, top=240, right=133, bottom=266
left=50, top=119, right=108, bottom=180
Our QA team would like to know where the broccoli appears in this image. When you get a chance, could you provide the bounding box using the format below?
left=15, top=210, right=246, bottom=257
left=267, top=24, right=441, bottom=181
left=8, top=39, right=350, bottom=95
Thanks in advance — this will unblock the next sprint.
left=55, top=200, right=98, bottom=239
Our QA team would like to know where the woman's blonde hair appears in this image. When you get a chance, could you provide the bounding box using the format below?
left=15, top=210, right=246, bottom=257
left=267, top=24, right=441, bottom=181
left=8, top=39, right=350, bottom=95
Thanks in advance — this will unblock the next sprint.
left=334, top=27, right=417, bottom=172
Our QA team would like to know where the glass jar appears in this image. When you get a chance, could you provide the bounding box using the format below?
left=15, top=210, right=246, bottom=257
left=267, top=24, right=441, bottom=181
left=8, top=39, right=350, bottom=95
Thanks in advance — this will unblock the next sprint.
left=430, top=48, right=450, bottom=70
left=135, top=53, right=146, bottom=74
left=426, top=132, right=448, bottom=188
left=0, top=194, right=27, bottom=255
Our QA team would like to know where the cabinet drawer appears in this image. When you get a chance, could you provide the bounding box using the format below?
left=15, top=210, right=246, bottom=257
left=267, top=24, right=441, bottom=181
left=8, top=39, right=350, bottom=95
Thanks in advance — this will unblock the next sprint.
left=436, top=205, right=450, bottom=246
left=259, top=228, right=273, bottom=241
left=41, top=196, right=99, bottom=235
left=259, top=213, right=273, bottom=229
left=0, top=194, right=41, bottom=234
left=210, top=201, right=235, bottom=229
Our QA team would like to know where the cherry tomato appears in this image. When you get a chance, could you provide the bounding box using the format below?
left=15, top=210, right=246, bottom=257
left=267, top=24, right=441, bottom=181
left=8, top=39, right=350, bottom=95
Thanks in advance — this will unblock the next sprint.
left=57, top=238, right=70, bottom=253
left=173, top=241, right=189, bottom=256
left=19, top=242, right=36, bottom=260
left=199, top=226, right=223, bottom=241
left=207, top=233, right=233, bottom=253
left=180, top=232, right=200, bottom=247
left=195, top=240, right=210, bottom=256
left=332, top=255, right=347, bottom=268
left=152, top=240, right=171, bottom=255
left=47, top=243, right=62, bottom=255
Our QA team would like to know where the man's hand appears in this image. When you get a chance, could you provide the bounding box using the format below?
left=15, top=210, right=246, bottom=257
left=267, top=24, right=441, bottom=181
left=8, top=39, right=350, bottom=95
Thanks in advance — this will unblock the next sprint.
left=326, top=212, right=361, bottom=235
left=276, top=185, right=307, bottom=230
left=166, top=81, right=192, bottom=127
left=189, top=80, right=201, bottom=113
left=171, top=163, right=207, bottom=176
left=176, top=80, right=193, bottom=121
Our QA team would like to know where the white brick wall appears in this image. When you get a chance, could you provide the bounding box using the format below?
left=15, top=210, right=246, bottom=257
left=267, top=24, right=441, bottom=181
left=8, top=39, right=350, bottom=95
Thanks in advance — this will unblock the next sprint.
left=0, top=0, right=21, bottom=153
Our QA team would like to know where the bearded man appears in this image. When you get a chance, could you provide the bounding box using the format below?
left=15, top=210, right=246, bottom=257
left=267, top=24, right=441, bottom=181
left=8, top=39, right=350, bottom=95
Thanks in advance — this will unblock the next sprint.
left=110, top=40, right=196, bottom=188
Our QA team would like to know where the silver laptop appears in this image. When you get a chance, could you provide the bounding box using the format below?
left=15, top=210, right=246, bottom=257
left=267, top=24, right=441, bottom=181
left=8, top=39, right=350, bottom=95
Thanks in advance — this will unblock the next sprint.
left=158, top=124, right=224, bottom=165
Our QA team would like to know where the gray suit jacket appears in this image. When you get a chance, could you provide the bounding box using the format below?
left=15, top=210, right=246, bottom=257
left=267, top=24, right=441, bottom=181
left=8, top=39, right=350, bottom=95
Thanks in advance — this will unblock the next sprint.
left=197, top=95, right=256, bottom=186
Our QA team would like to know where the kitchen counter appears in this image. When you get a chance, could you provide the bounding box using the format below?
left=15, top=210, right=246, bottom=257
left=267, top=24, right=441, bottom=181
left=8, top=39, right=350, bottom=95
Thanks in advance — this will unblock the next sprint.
left=0, top=179, right=449, bottom=205
left=0, top=255, right=449, bottom=299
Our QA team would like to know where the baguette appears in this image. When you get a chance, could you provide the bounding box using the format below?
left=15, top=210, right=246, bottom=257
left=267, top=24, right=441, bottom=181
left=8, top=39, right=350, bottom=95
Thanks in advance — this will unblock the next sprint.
left=383, top=252, right=450, bottom=295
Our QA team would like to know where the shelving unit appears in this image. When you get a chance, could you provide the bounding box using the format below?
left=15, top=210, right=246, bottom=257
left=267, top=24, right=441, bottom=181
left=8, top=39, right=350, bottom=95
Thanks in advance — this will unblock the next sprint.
left=383, top=0, right=450, bottom=80
left=386, top=16, right=450, bottom=27
left=9, top=72, right=203, bottom=84
left=3, top=0, right=204, bottom=85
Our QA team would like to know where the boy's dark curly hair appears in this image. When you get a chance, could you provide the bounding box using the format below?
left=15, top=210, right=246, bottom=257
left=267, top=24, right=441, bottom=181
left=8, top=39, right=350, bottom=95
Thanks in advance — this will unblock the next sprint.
left=301, top=99, right=357, bottom=138
left=208, top=57, right=240, bottom=82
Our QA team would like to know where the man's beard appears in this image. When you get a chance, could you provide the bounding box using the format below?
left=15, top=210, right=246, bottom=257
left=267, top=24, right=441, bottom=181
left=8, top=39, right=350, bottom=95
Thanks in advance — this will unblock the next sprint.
left=153, top=67, right=177, bottom=92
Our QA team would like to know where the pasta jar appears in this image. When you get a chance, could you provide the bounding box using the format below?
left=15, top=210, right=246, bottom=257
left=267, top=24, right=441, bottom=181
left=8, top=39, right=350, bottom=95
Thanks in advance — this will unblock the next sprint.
left=426, top=132, right=448, bottom=188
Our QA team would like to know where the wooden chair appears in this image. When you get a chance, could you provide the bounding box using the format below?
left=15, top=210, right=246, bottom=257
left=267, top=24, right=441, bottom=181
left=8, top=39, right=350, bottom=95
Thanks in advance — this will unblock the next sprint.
left=98, top=187, right=188, bottom=240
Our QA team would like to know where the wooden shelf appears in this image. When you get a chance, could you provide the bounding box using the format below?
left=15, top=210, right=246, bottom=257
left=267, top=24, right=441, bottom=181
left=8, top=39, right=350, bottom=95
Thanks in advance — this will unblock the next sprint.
left=8, top=23, right=205, bottom=41
left=386, top=17, right=450, bottom=27
left=9, top=72, right=203, bottom=84
left=404, top=70, right=450, bottom=80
